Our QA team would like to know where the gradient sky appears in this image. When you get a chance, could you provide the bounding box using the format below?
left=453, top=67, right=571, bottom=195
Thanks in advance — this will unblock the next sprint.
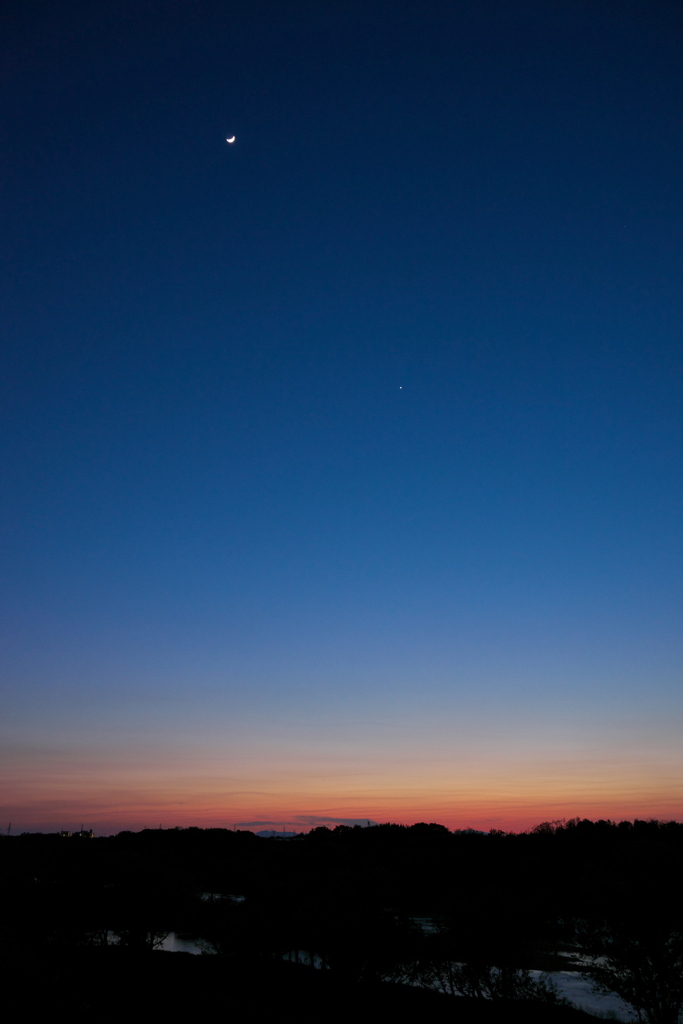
left=2, top=0, right=682, bottom=834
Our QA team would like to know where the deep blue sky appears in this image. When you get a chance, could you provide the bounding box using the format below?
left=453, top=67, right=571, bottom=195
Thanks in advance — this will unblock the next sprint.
left=2, top=1, right=682, bottom=831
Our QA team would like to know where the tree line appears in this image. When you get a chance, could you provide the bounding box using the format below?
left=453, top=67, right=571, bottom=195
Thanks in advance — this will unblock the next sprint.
left=2, top=818, right=682, bottom=1022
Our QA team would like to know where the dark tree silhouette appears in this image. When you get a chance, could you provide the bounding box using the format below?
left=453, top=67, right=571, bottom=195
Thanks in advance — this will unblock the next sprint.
left=574, top=923, right=683, bottom=1024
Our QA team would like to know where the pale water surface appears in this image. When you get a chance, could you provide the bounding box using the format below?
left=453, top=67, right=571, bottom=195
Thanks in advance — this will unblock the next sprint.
left=160, top=934, right=634, bottom=1019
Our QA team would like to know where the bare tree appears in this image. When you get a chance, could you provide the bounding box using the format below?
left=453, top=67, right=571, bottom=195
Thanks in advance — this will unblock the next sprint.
left=575, top=923, right=683, bottom=1024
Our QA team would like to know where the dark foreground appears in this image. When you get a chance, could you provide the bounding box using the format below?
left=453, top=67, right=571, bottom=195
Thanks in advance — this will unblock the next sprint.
left=7, top=946, right=597, bottom=1023
left=5, top=819, right=683, bottom=1021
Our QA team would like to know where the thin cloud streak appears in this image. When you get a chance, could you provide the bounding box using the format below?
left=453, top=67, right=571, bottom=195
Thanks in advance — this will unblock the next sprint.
left=236, top=817, right=379, bottom=829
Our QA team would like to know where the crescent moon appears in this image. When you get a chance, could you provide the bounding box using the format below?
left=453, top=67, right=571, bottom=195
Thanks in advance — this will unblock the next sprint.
left=226, top=136, right=236, bottom=143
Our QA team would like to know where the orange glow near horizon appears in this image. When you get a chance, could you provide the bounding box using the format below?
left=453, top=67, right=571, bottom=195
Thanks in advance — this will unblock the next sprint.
left=4, top=743, right=682, bottom=835
left=4, top=695, right=682, bottom=835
